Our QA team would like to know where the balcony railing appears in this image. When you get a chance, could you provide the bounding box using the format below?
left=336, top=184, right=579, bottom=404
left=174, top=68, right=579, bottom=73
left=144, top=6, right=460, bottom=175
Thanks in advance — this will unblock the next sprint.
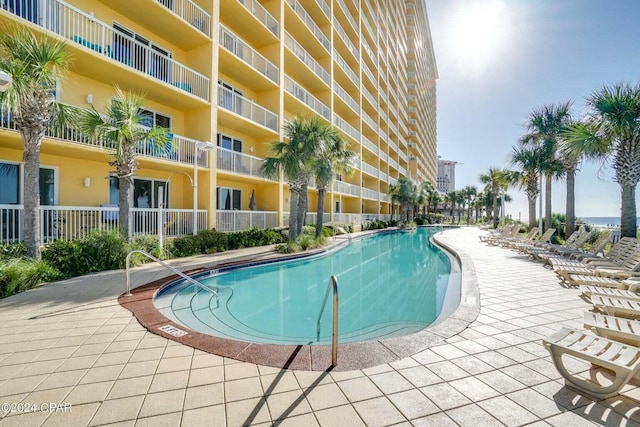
left=336, top=0, right=358, bottom=34
left=362, top=136, right=378, bottom=155
left=334, top=19, right=359, bottom=60
left=284, top=32, right=330, bottom=85
left=333, top=180, right=360, bottom=197
left=362, top=112, right=378, bottom=132
left=216, top=210, right=278, bottom=232
left=218, top=84, right=279, bottom=132
left=362, top=62, right=376, bottom=86
left=380, top=171, right=388, bottom=182
left=286, top=0, right=330, bottom=50
left=398, top=165, right=407, bottom=176
left=0, top=205, right=205, bottom=243
left=333, top=213, right=362, bottom=225
left=334, top=113, right=360, bottom=141
left=334, top=82, right=359, bottom=113
left=0, top=106, right=209, bottom=167
left=216, top=147, right=274, bottom=180
left=157, top=0, right=211, bottom=37
left=362, top=187, right=379, bottom=200
left=284, top=76, right=330, bottom=120
left=389, top=157, right=398, bottom=169
left=3, top=0, right=210, bottom=101
left=316, top=0, right=330, bottom=18
left=334, top=50, right=360, bottom=86
left=220, top=25, right=279, bottom=84
left=283, top=212, right=330, bottom=228
left=238, top=0, right=279, bottom=37
left=361, top=161, right=377, bottom=177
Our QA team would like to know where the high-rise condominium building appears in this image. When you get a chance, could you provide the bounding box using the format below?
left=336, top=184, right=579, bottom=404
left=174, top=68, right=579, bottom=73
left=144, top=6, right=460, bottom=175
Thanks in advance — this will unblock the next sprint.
left=0, top=0, right=437, bottom=241
left=437, top=159, right=457, bottom=194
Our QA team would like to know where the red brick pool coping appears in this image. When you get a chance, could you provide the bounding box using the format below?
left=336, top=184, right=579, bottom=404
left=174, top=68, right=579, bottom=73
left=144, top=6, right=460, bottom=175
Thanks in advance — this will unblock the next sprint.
left=118, top=231, right=480, bottom=371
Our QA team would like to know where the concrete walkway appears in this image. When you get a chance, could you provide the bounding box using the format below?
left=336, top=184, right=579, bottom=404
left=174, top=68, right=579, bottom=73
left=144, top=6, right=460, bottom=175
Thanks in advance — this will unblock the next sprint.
left=0, top=227, right=638, bottom=426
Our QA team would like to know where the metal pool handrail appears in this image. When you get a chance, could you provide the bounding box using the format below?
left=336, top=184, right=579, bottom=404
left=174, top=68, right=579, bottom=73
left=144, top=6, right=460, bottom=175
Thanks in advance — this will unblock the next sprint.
left=124, top=250, right=219, bottom=307
left=317, top=275, right=339, bottom=365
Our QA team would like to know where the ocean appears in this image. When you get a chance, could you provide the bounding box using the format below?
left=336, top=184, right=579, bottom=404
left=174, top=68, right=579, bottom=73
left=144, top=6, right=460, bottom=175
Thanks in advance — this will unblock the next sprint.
left=579, top=217, right=640, bottom=228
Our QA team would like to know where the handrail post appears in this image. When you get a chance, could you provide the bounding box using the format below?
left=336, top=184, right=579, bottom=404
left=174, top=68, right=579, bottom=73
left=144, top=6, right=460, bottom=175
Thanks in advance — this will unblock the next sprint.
left=331, top=275, right=339, bottom=365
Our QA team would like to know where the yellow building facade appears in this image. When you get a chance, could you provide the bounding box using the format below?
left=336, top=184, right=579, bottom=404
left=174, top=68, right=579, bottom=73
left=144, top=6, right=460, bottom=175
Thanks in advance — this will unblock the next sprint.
left=0, top=0, right=437, bottom=240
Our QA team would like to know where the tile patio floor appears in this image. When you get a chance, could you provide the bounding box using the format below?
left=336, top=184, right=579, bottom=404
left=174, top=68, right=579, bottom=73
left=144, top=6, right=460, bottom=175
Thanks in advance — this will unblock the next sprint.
left=0, top=227, right=639, bottom=426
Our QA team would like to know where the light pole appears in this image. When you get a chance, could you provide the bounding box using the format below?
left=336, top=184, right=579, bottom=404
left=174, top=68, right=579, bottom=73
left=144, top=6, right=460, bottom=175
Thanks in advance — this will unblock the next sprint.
left=193, top=141, right=215, bottom=235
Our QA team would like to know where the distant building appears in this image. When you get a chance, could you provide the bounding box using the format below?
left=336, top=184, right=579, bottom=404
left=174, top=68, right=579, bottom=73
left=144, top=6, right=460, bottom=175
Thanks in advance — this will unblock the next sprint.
left=437, top=159, right=458, bottom=194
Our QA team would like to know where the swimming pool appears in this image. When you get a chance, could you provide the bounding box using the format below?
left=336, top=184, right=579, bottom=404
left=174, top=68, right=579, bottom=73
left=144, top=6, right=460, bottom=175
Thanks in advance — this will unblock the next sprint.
left=154, top=228, right=460, bottom=345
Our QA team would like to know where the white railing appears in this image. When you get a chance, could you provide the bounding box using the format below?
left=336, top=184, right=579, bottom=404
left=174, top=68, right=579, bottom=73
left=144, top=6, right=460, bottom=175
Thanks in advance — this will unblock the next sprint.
left=0, top=106, right=208, bottom=167
left=286, top=0, right=330, bottom=50
left=362, top=85, right=377, bottom=109
left=219, top=25, right=279, bottom=84
left=389, top=176, right=397, bottom=185
left=216, top=147, right=273, bottom=180
left=361, top=36, right=375, bottom=63
left=380, top=110, right=389, bottom=125
left=389, top=139, right=398, bottom=153
left=334, top=49, right=360, bottom=86
left=361, top=161, right=378, bottom=177
left=316, top=0, right=330, bottom=17
left=333, top=181, right=360, bottom=196
left=334, top=113, right=360, bottom=141
left=157, top=0, right=211, bottom=36
left=336, top=0, right=358, bottom=34
left=362, top=187, right=379, bottom=200
left=380, top=193, right=389, bottom=203
left=389, top=122, right=398, bottom=137
left=284, top=77, right=330, bottom=119
left=216, top=210, right=278, bottom=232
left=218, top=84, right=279, bottom=132
left=389, top=157, right=398, bottom=169
left=0, top=205, right=206, bottom=243
left=238, top=0, right=279, bottom=37
left=334, top=82, right=359, bottom=113
left=333, top=213, right=362, bottom=226
left=362, top=214, right=389, bottom=222
left=283, top=212, right=331, bottom=228
left=362, top=11, right=376, bottom=40
left=380, top=150, right=388, bottom=162
left=380, top=171, right=388, bottom=182
left=362, top=62, right=376, bottom=86
left=362, top=136, right=378, bottom=155
left=4, top=0, right=210, bottom=101
left=399, top=165, right=407, bottom=176
left=362, top=112, right=378, bottom=132
left=284, top=32, right=330, bottom=85
left=398, top=150, right=408, bottom=162
left=334, top=19, right=359, bottom=60
left=380, top=129, right=388, bottom=144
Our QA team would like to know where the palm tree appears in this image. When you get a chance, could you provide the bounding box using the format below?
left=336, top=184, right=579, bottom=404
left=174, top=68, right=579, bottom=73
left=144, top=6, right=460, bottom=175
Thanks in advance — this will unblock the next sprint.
left=0, top=28, right=73, bottom=259
left=557, top=129, right=583, bottom=238
left=562, top=82, right=640, bottom=238
left=510, top=143, right=545, bottom=230
left=262, top=116, right=321, bottom=241
left=461, top=185, right=477, bottom=225
left=310, top=120, right=354, bottom=237
left=445, top=190, right=457, bottom=223
left=480, top=168, right=511, bottom=229
left=77, top=87, right=169, bottom=239
left=389, top=177, right=415, bottom=222
left=522, top=102, right=573, bottom=232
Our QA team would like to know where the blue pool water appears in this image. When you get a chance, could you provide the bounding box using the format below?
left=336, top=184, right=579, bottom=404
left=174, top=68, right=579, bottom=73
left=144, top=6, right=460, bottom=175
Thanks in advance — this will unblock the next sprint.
left=154, top=228, right=460, bottom=345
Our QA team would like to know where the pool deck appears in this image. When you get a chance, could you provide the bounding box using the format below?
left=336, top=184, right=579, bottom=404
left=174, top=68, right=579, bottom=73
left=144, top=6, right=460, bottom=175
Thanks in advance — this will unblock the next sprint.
left=0, top=227, right=639, bottom=426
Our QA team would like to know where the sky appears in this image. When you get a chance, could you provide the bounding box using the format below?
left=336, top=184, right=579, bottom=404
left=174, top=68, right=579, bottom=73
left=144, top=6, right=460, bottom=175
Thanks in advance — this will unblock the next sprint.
left=424, top=0, right=640, bottom=221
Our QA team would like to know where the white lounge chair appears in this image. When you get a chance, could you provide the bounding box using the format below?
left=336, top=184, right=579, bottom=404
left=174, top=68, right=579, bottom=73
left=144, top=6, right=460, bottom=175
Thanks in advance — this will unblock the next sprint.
left=580, top=284, right=640, bottom=300
left=543, top=327, right=640, bottom=398
left=550, top=237, right=638, bottom=270
left=590, top=294, right=640, bottom=318
left=511, top=228, right=556, bottom=253
left=584, top=312, right=640, bottom=346
left=573, top=275, right=640, bottom=290
left=540, top=231, right=612, bottom=265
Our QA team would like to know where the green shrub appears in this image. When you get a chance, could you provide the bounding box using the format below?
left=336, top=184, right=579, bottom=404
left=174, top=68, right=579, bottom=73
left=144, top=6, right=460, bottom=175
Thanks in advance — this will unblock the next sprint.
left=0, top=242, right=27, bottom=262
left=172, top=234, right=199, bottom=257
left=79, top=230, right=128, bottom=272
left=197, top=229, right=228, bottom=253
left=128, top=234, right=173, bottom=265
left=0, top=258, right=62, bottom=297
left=42, top=239, right=85, bottom=278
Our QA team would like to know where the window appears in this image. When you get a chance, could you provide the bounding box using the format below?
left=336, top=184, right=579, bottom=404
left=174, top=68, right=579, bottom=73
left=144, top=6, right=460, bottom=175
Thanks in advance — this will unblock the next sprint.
left=140, top=108, right=171, bottom=129
left=216, top=133, right=242, bottom=152
left=218, top=80, right=243, bottom=114
left=109, top=176, right=169, bottom=208
left=0, top=163, right=20, bottom=205
left=217, top=187, right=241, bottom=210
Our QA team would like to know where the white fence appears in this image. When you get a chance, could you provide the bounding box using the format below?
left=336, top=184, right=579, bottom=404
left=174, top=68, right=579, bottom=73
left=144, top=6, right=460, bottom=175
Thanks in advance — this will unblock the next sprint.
left=0, top=205, right=206, bottom=244
left=216, top=210, right=278, bottom=232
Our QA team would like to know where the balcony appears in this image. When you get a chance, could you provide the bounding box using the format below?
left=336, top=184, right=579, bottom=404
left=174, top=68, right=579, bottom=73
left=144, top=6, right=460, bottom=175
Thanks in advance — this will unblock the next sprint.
left=336, top=0, right=358, bottom=35
left=284, top=32, right=330, bottom=88
left=219, top=25, right=279, bottom=90
left=334, top=114, right=360, bottom=142
left=217, top=84, right=279, bottom=135
left=3, top=0, right=210, bottom=105
left=0, top=105, right=208, bottom=167
left=222, top=0, right=278, bottom=47
left=333, top=180, right=360, bottom=197
left=362, top=161, right=378, bottom=177
left=94, top=0, right=210, bottom=49
left=362, top=136, right=379, bottom=155
left=284, top=76, right=330, bottom=120
left=334, top=19, right=359, bottom=62
left=362, top=111, right=378, bottom=133
left=334, top=49, right=359, bottom=88
left=216, top=147, right=274, bottom=181
left=362, top=187, right=380, bottom=200
left=286, top=0, right=330, bottom=52
left=334, top=82, right=359, bottom=114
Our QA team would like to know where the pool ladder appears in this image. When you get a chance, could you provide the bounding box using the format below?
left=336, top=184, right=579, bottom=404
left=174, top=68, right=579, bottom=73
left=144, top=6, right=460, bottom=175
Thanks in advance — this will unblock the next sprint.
left=317, top=275, right=339, bottom=365
left=124, top=250, right=219, bottom=307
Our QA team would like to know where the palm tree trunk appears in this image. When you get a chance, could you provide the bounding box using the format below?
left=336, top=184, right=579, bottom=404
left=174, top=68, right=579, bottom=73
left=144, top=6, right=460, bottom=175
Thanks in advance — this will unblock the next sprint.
left=565, top=168, right=576, bottom=238
left=620, top=183, right=637, bottom=238
left=22, top=143, right=41, bottom=259
left=119, top=176, right=132, bottom=239
left=545, top=174, right=552, bottom=232
left=296, top=183, right=308, bottom=237
left=492, top=188, right=499, bottom=229
left=527, top=195, right=536, bottom=230
left=315, top=187, right=326, bottom=237
left=289, top=190, right=299, bottom=241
